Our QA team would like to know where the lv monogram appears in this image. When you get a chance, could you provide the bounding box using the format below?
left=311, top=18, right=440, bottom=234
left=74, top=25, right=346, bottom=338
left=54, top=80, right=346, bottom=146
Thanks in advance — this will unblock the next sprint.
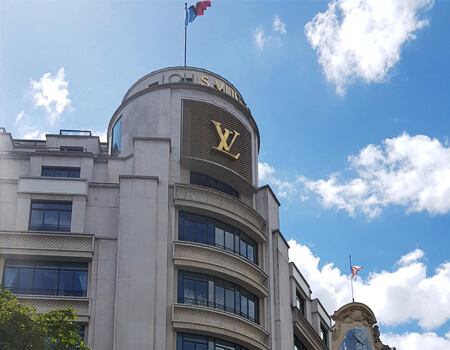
left=211, top=120, right=240, bottom=160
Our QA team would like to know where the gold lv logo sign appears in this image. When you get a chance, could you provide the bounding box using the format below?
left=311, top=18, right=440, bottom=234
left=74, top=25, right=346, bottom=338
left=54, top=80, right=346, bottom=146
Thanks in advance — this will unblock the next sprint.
left=211, top=120, right=240, bottom=160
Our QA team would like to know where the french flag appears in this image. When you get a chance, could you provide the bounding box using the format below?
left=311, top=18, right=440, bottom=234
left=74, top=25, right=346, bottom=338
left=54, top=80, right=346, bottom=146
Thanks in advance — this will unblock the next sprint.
left=185, top=1, right=212, bottom=27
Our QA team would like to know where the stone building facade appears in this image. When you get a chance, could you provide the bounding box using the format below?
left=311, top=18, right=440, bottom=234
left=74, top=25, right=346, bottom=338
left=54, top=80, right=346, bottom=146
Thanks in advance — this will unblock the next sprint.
left=0, top=67, right=333, bottom=349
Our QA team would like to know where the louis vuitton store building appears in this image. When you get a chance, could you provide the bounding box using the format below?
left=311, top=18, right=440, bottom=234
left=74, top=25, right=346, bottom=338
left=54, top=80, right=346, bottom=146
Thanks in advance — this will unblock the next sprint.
left=0, top=67, right=332, bottom=350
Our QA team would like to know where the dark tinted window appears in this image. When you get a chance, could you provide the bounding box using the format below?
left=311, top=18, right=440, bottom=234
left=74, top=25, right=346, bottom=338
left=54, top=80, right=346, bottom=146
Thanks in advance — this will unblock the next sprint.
left=42, top=167, right=80, bottom=178
left=179, top=212, right=257, bottom=264
left=190, top=172, right=239, bottom=198
left=178, top=271, right=258, bottom=323
left=3, top=261, right=88, bottom=297
left=111, top=117, right=122, bottom=155
left=29, top=201, right=72, bottom=232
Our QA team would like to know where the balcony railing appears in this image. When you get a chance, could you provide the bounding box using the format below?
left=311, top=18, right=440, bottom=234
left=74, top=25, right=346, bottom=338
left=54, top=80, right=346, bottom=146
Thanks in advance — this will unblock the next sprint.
left=174, top=184, right=266, bottom=241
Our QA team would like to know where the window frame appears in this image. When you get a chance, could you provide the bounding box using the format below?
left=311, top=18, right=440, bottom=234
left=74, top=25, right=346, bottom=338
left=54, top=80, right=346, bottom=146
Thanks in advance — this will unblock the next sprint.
left=3, top=260, right=88, bottom=297
left=178, top=270, right=259, bottom=324
left=177, top=333, right=250, bottom=350
left=190, top=172, right=239, bottom=199
left=294, top=336, right=308, bottom=350
left=111, top=117, right=122, bottom=155
left=296, top=291, right=306, bottom=316
left=29, top=200, right=72, bottom=232
left=41, top=166, right=81, bottom=178
left=320, top=323, right=329, bottom=346
left=178, top=212, right=258, bottom=264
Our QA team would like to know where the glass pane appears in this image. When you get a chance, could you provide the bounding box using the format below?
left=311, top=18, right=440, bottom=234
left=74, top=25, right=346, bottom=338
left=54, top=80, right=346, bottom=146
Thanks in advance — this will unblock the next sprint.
left=2, top=267, right=19, bottom=288
left=207, top=224, right=214, bottom=245
left=240, top=240, right=247, bottom=258
left=59, top=270, right=74, bottom=296
left=184, top=279, right=195, bottom=304
left=208, top=280, right=214, bottom=307
left=225, top=231, right=234, bottom=251
left=215, top=228, right=224, bottom=248
left=55, top=169, right=66, bottom=177
left=184, top=220, right=195, bottom=242
left=30, top=210, right=44, bottom=229
left=248, top=299, right=255, bottom=320
left=112, top=118, right=122, bottom=155
left=197, top=223, right=207, bottom=244
left=41, top=168, right=53, bottom=176
left=215, top=285, right=224, bottom=310
left=59, top=211, right=72, bottom=230
left=241, top=295, right=248, bottom=317
left=247, top=245, right=254, bottom=262
left=196, top=281, right=207, bottom=306
left=43, top=210, right=58, bottom=229
left=18, top=269, right=33, bottom=293
left=34, top=269, right=58, bottom=295
left=225, top=289, right=234, bottom=312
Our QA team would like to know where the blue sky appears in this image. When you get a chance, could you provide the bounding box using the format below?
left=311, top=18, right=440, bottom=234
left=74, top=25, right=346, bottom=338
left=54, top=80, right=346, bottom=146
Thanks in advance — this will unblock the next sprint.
left=1, top=0, right=449, bottom=348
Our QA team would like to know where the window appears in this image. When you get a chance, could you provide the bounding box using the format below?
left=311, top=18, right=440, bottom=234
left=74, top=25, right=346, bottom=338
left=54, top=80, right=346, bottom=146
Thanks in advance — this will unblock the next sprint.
left=294, top=336, right=307, bottom=350
left=3, top=261, right=88, bottom=297
left=42, top=167, right=80, bottom=178
left=296, top=291, right=305, bottom=315
left=177, top=333, right=249, bottom=350
left=190, top=172, right=239, bottom=198
left=178, top=271, right=259, bottom=323
left=111, top=117, right=122, bottom=155
left=320, top=324, right=329, bottom=346
left=179, top=212, right=257, bottom=264
left=60, top=146, right=84, bottom=152
left=29, top=201, right=72, bottom=232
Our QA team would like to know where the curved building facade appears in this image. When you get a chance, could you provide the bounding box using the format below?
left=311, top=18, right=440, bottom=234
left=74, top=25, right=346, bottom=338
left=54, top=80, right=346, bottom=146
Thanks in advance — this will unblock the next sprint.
left=0, top=67, right=332, bottom=350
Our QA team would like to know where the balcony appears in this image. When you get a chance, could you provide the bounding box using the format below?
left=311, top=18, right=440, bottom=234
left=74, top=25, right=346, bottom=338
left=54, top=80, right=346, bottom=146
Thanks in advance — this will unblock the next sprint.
left=173, top=304, right=269, bottom=350
left=17, top=295, right=89, bottom=323
left=174, top=241, right=268, bottom=296
left=0, top=231, right=94, bottom=258
left=174, top=184, right=266, bottom=242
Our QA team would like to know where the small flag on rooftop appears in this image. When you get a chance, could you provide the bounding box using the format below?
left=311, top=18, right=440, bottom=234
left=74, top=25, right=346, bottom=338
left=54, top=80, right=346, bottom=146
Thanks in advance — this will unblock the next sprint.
left=184, top=1, right=212, bottom=66
left=185, top=1, right=212, bottom=27
left=351, top=265, right=363, bottom=279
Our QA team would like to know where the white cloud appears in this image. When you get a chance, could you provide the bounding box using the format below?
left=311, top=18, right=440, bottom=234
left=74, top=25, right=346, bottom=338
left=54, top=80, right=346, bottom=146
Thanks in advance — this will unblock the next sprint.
left=30, top=67, right=72, bottom=125
left=273, top=15, right=287, bottom=34
left=381, top=331, right=450, bottom=350
left=93, top=128, right=108, bottom=143
left=397, top=248, right=425, bottom=266
left=258, top=162, right=275, bottom=182
left=14, top=111, right=47, bottom=140
left=258, top=161, right=297, bottom=199
left=288, top=240, right=450, bottom=334
left=254, top=15, right=286, bottom=50
left=305, top=0, right=434, bottom=95
left=254, top=26, right=266, bottom=50
left=300, top=133, right=450, bottom=219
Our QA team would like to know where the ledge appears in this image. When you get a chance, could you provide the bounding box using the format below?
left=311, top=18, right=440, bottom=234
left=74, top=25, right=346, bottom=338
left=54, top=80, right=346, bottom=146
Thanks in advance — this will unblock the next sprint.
left=174, top=184, right=266, bottom=242
left=17, top=295, right=90, bottom=323
left=0, top=231, right=94, bottom=258
left=173, top=304, right=269, bottom=350
left=18, top=177, right=88, bottom=196
left=174, top=241, right=268, bottom=296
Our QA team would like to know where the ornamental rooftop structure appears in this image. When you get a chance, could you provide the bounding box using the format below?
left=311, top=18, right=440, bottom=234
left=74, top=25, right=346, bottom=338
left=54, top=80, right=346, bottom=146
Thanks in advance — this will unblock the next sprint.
left=0, top=67, right=332, bottom=350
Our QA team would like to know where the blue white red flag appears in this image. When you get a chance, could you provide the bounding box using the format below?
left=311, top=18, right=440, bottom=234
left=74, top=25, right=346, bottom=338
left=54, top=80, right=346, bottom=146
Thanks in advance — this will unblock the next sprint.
left=185, top=1, right=212, bottom=27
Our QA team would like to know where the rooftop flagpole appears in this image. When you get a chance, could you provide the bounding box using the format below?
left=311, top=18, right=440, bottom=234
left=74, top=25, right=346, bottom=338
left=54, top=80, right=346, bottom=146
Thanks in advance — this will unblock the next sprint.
left=349, top=255, right=355, bottom=302
left=184, top=3, right=187, bottom=67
